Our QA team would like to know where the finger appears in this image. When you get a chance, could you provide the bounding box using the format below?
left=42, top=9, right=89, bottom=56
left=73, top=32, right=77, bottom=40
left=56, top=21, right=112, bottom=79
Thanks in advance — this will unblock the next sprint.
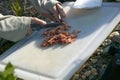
left=56, top=4, right=66, bottom=21
left=51, top=6, right=60, bottom=22
left=31, top=17, right=47, bottom=26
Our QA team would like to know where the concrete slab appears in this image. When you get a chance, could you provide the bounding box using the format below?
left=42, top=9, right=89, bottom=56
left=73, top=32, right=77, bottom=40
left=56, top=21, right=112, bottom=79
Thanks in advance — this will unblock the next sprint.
left=0, top=2, right=120, bottom=80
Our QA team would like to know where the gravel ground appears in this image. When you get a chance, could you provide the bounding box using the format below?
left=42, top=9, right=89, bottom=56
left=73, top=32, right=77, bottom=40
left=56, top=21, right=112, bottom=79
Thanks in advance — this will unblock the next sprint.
left=0, top=0, right=120, bottom=80
left=71, top=23, right=120, bottom=80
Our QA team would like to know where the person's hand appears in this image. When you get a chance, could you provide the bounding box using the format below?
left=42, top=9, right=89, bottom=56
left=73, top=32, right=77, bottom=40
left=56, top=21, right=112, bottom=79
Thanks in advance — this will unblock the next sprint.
left=31, top=17, right=47, bottom=25
left=26, top=17, right=47, bottom=36
left=56, top=3, right=66, bottom=21
left=41, top=3, right=66, bottom=22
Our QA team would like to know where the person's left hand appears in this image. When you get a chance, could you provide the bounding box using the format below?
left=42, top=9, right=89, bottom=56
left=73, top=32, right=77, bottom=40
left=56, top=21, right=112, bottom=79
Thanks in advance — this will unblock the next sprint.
left=41, top=3, right=66, bottom=22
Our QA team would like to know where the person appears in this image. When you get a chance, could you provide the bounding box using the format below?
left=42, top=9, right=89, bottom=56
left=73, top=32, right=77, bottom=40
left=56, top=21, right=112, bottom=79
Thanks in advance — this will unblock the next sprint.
left=0, top=0, right=66, bottom=42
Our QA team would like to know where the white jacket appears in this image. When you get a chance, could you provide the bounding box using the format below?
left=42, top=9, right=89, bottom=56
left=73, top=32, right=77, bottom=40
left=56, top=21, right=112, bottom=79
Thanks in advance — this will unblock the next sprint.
left=0, top=0, right=58, bottom=42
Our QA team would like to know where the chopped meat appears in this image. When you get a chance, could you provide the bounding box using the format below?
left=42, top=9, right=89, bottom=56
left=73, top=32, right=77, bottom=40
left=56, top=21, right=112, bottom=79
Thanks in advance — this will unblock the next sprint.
left=40, top=22, right=80, bottom=47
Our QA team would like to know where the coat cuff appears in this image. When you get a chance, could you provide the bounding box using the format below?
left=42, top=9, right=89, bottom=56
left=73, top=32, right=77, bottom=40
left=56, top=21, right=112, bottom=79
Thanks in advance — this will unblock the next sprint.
left=12, top=16, right=32, bottom=42
left=0, top=16, right=31, bottom=42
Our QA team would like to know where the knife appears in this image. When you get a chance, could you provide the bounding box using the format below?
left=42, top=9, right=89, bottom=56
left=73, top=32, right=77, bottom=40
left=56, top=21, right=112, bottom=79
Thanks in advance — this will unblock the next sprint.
left=31, top=22, right=62, bottom=31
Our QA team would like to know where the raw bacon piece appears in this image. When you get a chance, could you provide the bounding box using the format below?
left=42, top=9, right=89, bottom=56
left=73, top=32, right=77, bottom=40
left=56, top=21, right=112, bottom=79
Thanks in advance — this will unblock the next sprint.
left=40, top=22, right=80, bottom=47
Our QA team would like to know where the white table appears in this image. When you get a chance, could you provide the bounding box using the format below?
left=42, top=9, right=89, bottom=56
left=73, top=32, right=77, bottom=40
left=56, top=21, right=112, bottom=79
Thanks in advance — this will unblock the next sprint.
left=0, top=2, right=120, bottom=80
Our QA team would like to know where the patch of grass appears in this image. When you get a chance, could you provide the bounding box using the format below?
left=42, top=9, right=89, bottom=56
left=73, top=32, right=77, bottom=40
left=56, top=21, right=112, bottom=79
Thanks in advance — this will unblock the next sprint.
left=0, top=62, right=16, bottom=80
left=9, top=0, right=23, bottom=16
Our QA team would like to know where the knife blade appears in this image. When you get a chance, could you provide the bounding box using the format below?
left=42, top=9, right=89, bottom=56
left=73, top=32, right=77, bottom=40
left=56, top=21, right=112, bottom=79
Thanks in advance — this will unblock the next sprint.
left=31, top=22, right=62, bottom=31
left=44, top=22, right=62, bottom=27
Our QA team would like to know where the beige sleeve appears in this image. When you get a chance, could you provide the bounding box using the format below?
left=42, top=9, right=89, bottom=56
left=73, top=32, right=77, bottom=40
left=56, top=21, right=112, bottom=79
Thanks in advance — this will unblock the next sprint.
left=0, top=14, right=31, bottom=42
left=29, top=0, right=59, bottom=14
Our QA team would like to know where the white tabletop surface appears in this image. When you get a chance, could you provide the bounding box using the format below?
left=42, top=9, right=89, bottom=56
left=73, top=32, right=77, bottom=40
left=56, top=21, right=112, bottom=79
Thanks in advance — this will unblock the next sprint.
left=0, top=2, right=120, bottom=80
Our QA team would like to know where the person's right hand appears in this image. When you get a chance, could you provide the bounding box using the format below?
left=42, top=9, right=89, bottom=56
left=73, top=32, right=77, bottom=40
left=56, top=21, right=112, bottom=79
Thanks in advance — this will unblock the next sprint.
left=31, top=17, right=47, bottom=25
left=26, top=17, right=47, bottom=36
